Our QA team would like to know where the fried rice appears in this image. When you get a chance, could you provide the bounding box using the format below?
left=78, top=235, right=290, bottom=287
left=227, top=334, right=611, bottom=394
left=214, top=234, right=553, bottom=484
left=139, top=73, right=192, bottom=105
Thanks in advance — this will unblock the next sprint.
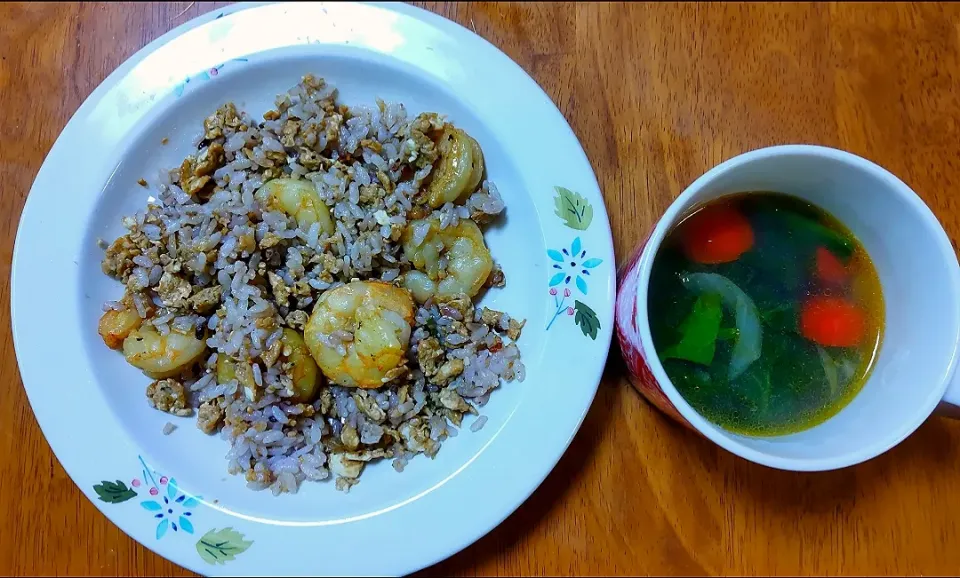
left=97, top=74, right=525, bottom=495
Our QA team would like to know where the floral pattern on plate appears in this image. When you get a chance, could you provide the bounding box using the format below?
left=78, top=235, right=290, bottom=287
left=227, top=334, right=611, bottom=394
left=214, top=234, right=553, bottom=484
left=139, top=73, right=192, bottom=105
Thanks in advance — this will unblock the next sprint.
left=93, top=456, right=253, bottom=565
left=173, top=58, right=249, bottom=97
left=547, top=187, right=603, bottom=339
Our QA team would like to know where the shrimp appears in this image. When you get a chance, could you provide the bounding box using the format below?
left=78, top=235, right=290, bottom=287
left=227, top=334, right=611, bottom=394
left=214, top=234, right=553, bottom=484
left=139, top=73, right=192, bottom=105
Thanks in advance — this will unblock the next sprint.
left=255, top=177, right=335, bottom=235
left=217, top=331, right=319, bottom=402
left=304, top=281, right=415, bottom=389
left=401, top=217, right=493, bottom=302
left=462, top=134, right=485, bottom=197
left=280, top=329, right=322, bottom=402
left=123, top=325, right=207, bottom=378
left=424, top=127, right=485, bottom=208
left=98, top=308, right=143, bottom=349
left=216, top=356, right=256, bottom=399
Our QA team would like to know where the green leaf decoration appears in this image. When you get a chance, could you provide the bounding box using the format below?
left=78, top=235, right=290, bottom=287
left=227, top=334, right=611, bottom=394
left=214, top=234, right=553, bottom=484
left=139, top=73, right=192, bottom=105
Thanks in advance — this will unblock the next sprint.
left=573, top=300, right=600, bottom=339
left=93, top=480, right=137, bottom=504
left=553, top=187, right=594, bottom=230
left=196, top=528, right=253, bottom=565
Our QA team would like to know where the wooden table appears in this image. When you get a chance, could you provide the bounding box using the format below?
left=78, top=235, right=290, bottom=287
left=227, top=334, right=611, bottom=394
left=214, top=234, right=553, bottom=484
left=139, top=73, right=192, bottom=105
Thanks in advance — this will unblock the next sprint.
left=3, top=2, right=960, bottom=575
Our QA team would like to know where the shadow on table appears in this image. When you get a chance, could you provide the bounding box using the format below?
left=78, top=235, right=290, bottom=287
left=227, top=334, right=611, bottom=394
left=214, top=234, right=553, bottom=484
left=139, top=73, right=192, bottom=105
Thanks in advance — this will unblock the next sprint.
left=683, top=393, right=960, bottom=517
left=415, top=353, right=621, bottom=577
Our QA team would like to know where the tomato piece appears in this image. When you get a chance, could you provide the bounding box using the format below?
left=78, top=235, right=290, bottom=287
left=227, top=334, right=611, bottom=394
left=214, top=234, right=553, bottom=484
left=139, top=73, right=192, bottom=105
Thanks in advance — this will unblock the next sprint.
left=815, top=246, right=848, bottom=285
left=799, top=296, right=866, bottom=347
left=680, top=204, right=754, bottom=264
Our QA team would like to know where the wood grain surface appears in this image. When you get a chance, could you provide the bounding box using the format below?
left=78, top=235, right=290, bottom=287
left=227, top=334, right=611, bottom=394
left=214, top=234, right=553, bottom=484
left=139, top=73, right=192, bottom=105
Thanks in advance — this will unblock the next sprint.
left=3, top=2, right=960, bottom=575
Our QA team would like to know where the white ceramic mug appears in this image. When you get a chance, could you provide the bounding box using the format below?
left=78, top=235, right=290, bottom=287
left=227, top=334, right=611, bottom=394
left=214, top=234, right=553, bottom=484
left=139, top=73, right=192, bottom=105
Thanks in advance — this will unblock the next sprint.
left=616, top=145, right=960, bottom=471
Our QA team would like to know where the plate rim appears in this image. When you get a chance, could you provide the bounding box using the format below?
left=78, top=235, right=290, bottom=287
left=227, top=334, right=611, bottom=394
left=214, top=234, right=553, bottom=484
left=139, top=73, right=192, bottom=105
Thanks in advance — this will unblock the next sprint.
left=11, top=2, right=616, bottom=575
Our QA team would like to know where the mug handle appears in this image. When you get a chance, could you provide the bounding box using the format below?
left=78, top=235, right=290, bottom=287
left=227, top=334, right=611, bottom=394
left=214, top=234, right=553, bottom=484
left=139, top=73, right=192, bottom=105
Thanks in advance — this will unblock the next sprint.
left=936, top=370, right=960, bottom=419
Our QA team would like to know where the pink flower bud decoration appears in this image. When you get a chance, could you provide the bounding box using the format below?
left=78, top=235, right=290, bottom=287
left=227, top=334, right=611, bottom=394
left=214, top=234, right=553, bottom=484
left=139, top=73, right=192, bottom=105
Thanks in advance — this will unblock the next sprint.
left=567, top=307, right=574, bottom=315
left=564, top=288, right=571, bottom=297
left=160, top=476, right=168, bottom=485
left=549, top=288, right=557, bottom=296
left=149, top=487, right=159, bottom=496
left=131, top=479, right=141, bottom=488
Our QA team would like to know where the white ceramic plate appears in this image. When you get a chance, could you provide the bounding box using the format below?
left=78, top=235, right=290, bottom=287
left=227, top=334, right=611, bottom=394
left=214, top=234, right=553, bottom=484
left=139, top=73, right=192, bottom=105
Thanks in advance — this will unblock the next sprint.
left=11, top=2, right=614, bottom=575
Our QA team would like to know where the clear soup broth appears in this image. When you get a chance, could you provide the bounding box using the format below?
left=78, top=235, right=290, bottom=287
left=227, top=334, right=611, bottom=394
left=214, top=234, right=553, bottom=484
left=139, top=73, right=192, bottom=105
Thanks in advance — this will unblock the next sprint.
left=648, top=192, right=884, bottom=436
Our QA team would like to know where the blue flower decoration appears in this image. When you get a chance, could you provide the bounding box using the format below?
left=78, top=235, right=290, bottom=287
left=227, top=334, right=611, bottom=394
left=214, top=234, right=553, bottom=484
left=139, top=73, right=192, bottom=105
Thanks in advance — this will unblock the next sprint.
left=140, top=478, right=200, bottom=539
left=547, top=237, right=603, bottom=295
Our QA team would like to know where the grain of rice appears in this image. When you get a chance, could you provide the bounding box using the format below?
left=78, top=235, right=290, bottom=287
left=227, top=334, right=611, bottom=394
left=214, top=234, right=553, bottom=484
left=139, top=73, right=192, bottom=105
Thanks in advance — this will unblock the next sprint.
left=470, top=415, right=488, bottom=432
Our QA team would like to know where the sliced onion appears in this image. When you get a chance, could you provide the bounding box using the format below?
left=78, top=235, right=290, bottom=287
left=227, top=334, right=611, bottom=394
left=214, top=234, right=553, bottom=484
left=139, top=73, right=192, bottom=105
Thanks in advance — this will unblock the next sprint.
left=816, top=345, right=839, bottom=397
left=681, top=272, right=762, bottom=380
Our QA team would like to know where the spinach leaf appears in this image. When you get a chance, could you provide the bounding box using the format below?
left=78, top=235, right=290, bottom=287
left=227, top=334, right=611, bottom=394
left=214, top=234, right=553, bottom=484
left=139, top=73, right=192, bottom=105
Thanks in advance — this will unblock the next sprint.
left=750, top=199, right=854, bottom=259
left=777, top=210, right=854, bottom=258
left=648, top=251, right=697, bottom=354
left=766, top=330, right=829, bottom=402
left=681, top=272, right=763, bottom=380
left=729, top=361, right=773, bottom=417
left=660, top=293, right=723, bottom=366
left=759, top=302, right=798, bottom=334
left=662, top=360, right=718, bottom=410
left=718, top=327, right=740, bottom=341
left=754, top=332, right=826, bottom=429
left=735, top=209, right=807, bottom=292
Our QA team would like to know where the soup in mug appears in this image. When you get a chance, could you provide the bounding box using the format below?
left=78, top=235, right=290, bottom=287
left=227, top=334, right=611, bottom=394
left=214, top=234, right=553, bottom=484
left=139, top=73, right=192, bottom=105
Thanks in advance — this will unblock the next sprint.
left=647, top=192, right=884, bottom=436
